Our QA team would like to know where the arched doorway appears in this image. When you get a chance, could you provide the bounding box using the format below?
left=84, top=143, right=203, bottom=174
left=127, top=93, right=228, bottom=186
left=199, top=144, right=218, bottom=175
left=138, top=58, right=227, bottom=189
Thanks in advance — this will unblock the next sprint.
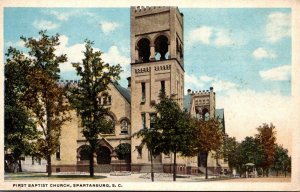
left=94, top=139, right=114, bottom=173
left=96, top=146, right=111, bottom=164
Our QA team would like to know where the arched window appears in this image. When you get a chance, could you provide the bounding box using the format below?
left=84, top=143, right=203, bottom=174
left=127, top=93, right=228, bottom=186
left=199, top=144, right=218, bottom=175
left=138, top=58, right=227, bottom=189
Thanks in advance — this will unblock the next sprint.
left=79, top=146, right=90, bottom=161
left=202, top=108, right=210, bottom=121
left=120, top=119, right=129, bottom=134
left=102, top=115, right=115, bottom=134
left=154, top=35, right=169, bottom=60
left=137, top=38, right=150, bottom=62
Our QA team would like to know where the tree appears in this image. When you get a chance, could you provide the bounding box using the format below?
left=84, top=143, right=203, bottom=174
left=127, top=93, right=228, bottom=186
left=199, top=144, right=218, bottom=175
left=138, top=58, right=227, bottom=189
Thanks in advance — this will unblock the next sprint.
left=5, top=31, right=69, bottom=177
left=5, top=48, right=40, bottom=172
left=68, top=40, right=121, bottom=177
left=154, top=93, right=195, bottom=181
left=234, top=136, right=265, bottom=177
left=115, top=143, right=131, bottom=162
left=255, top=123, right=276, bottom=177
left=222, top=136, right=239, bottom=173
left=272, top=144, right=290, bottom=177
left=132, top=127, right=162, bottom=182
left=4, top=47, right=39, bottom=172
left=193, top=118, right=223, bottom=179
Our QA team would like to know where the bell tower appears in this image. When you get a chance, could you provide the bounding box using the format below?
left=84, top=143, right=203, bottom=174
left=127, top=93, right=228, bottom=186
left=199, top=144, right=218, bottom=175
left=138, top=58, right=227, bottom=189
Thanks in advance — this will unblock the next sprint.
left=130, top=6, right=184, bottom=171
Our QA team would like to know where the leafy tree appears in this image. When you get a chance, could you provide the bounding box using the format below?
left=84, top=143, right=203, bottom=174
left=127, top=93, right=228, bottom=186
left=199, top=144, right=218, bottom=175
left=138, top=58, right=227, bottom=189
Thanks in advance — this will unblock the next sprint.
left=115, top=143, right=131, bottom=162
left=272, top=144, right=290, bottom=177
left=132, top=127, right=162, bottom=182
left=68, top=40, right=121, bottom=177
left=5, top=48, right=40, bottom=172
left=222, top=136, right=239, bottom=172
left=5, top=31, right=69, bottom=177
left=154, top=94, right=195, bottom=181
left=193, top=118, right=223, bottom=179
left=234, top=136, right=265, bottom=177
left=255, top=123, right=276, bottom=177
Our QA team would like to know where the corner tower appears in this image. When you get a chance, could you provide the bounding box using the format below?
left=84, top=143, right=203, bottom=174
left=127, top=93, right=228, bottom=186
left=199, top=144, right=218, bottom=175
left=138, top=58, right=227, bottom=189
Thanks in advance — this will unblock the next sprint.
left=130, top=6, right=184, bottom=171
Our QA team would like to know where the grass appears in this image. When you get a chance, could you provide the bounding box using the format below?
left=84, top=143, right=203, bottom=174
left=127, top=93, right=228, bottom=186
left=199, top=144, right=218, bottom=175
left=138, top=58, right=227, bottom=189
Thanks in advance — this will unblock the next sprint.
left=5, top=173, right=107, bottom=180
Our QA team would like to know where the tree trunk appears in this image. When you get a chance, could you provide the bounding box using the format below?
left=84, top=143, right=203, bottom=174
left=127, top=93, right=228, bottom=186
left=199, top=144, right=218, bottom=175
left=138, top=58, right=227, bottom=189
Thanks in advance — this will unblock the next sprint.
left=284, top=168, right=287, bottom=177
left=18, top=159, right=22, bottom=172
left=173, top=151, right=177, bottom=181
left=150, top=150, right=154, bottom=182
left=266, top=169, right=269, bottom=177
left=47, top=154, right=52, bottom=177
left=205, top=152, right=208, bottom=179
left=89, top=146, right=95, bottom=177
left=276, top=170, right=278, bottom=176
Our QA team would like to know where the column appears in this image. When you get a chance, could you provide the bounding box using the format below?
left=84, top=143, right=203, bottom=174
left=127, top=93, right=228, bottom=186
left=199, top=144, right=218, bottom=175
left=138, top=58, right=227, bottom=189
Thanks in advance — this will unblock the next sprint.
left=150, top=44, right=155, bottom=61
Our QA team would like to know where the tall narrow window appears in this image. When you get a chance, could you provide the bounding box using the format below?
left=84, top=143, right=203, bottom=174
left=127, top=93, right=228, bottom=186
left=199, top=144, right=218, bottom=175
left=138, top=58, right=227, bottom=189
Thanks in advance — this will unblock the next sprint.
left=32, top=156, right=34, bottom=165
left=141, top=82, right=146, bottom=103
left=56, top=145, right=60, bottom=160
left=150, top=113, right=157, bottom=129
left=108, top=96, right=112, bottom=105
left=121, top=120, right=129, bottom=134
left=160, top=80, right=165, bottom=95
left=141, top=113, right=146, bottom=129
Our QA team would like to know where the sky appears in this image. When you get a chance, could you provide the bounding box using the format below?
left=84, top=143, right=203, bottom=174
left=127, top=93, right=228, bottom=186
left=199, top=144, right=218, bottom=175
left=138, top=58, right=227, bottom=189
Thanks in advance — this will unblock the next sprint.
left=4, top=7, right=292, bottom=152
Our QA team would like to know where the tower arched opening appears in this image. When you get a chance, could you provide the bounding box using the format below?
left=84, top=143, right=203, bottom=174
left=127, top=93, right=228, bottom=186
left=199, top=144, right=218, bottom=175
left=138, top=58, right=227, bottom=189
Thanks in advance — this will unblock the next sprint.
left=154, top=35, right=169, bottom=60
left=137, top=38, right=150, bottom=62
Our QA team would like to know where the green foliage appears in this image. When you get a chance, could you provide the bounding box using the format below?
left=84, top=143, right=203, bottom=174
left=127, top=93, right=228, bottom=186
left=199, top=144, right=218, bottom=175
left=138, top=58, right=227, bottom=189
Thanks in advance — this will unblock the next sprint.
left=222, top=136, right=239, bottom=171
left=5, top=31, right=70, bottom=176
left=272, top=144, right=290, bottom=176
left=67, top=40, right=121, bottom=177
left=115, top=143, right=131, bottom=161
left=155, top=94, right=195, bottom=156
left=236, top=137, right=265, bottom=170
left=154, top=93, right=195, bottom=181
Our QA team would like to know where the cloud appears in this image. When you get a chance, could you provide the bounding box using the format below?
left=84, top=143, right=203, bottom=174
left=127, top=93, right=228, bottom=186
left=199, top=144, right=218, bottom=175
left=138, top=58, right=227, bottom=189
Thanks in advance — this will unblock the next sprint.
left=200, top=75, right=214, bottom=82
left=5, top=40, right=25, bottom=48
left=188, top=26, right=213, bottom=45
left=214, top=29, right=235, bottom=47
left=47, top=10, right=73, bottom=21
left=185, top=74, right=236, bottom=93
left=252, top=47, right=277, bottom=59
left=266, top=12, right=291, bottom=43
left=187, top=26, right=235, bottom=47
left=217, top=89, right=294, bottom=152
left=102, top=45, right=131, bottom=81
left=211, top=79, right=237, bottom=92
left=259, top=65, right=291, bottom=81
left=55, top=35, right=130, bottom=84
left=100, top=22, right=119, bottom=34
left=45, top=10, right=96, bottom=21
left=33, top=20, right=59, bottom=30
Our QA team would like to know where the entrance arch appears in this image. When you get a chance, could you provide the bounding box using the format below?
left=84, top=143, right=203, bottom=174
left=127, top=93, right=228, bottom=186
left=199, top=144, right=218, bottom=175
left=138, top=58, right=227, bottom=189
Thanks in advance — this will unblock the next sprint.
left=96, top=146, right=111, bottom=164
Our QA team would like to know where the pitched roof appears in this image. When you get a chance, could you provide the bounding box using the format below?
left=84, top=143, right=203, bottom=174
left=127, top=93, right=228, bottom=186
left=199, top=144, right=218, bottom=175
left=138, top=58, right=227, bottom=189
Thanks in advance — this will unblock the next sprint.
left=112, top=82, right=131, bottom=104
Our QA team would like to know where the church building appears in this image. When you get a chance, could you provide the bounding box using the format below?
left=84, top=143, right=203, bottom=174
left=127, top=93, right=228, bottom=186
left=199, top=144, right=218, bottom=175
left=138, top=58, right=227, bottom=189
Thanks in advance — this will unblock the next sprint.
left=42, top=6, right=227, bottom=175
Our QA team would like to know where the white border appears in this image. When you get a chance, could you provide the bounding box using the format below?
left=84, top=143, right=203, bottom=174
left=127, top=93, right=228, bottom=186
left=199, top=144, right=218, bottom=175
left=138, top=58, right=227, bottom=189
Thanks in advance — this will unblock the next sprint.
left=1, top=0, right=299, bottom=191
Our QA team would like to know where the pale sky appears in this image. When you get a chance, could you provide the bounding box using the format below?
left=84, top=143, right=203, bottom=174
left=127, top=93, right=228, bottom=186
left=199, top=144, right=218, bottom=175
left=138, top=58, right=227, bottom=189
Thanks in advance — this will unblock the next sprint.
left=4, top=7, right=292, bottom=152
